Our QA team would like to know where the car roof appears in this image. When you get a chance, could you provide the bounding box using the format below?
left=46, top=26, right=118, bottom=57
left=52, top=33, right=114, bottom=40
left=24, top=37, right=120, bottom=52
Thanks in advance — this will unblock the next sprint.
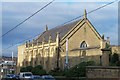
left=20, top=72, right=32, bottom=73
left=7, top=74, right=14, bottom=75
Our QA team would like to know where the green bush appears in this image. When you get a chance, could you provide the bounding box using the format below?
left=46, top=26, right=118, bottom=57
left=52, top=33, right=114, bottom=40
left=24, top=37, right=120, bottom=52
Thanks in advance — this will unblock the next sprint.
left=20, top=67, right=28, bottom=72
left=111, top=53, right=119, bottom=63
left=34, top=65, right=43, bottom=69
left=64, top=61, right=96, bottom=77
left=20, top=66, right=33, bottom=72
left=26, top=66, right=33, bottom=72
left=109, top=53, right=120, bottom=66
left=116, top=61, right=120, bottom=66
left=49, top=68, right=65, bottom=76
left=86, top=61, right=96, bottom=66
left=31, top=65, right=46, bottom=75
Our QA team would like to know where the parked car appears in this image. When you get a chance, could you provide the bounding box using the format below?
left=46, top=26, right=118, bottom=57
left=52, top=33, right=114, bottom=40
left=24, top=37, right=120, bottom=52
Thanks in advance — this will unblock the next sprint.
left=2, top=74, right=20, bottom=80
left=19, top=72, right=33, bottom=79
left=13, top=74, right=20, bottom=80
left=33, top=75, right=43, bottom=80
left=42, top=75, right=55, bottom=80
left=4, top=74, right=15, bottom=79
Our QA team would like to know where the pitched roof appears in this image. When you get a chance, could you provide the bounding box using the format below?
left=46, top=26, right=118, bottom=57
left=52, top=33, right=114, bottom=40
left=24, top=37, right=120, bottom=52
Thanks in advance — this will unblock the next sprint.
left=33, top=20, right=80, bottom=44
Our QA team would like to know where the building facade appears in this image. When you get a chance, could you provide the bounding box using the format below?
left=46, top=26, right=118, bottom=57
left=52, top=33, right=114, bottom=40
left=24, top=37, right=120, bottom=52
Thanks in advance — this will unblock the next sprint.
left=111, top=45, right=120, bottom=60
left=0, top=60, right=16, bottom=78
left=17, top=10, right=109, bottom=73
left=111, top=45, right=120, bottom=54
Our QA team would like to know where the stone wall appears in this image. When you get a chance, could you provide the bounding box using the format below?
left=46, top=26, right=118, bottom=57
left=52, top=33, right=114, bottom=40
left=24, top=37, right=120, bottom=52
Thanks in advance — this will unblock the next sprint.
left=86, top=66, right=120, bottom=79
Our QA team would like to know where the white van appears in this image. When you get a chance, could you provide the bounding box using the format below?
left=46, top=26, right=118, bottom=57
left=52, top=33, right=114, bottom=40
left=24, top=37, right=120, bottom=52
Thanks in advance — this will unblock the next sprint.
left=19, top=72, right=33, bottom=79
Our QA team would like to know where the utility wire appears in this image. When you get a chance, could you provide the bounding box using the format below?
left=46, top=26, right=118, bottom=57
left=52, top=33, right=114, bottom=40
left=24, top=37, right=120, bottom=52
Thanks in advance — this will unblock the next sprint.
left=1, top=0, right=55, bottom=38
left=2, top=0, right=118, bottom=52
left=2, top=30, right=46, bottom=52
left=2, top=32, right=41, bottom=51
left=60, top=0, right=119, bottom=26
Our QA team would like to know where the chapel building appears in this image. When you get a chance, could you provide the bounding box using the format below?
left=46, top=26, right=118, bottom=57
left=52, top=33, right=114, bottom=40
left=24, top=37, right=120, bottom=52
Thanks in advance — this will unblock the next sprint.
left=17, top=10, right=109, bottom=72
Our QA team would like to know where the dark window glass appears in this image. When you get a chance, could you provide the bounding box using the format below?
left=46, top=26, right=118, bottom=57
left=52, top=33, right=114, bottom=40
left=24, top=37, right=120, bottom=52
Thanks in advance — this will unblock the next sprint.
left=80, top=41, right=87, bottom=48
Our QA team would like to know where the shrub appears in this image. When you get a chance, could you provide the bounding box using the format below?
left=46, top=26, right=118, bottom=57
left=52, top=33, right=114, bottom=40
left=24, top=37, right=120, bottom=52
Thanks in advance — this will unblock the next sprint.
left=20, top=67, right=28, bottom=72
left=116, top=61, right=120, bottom=66
left=26, top=66, right=33, bottom=72
left=31, top=65, right=46, bottom=75
left=111, top=53, right=119, bottom=63
left=49, top=68, right=64, bottom=76
left=64, top=61, right=96, bottom=77
left=20, top=66, right=33, bottom=72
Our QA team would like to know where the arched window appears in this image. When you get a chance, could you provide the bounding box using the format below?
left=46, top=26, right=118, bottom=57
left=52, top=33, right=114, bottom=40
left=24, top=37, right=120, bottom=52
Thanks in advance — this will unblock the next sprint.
left=80, top=41, right=87, bottom=48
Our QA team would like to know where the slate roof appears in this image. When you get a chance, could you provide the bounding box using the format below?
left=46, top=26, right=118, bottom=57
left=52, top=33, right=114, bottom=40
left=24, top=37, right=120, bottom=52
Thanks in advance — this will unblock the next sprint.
left=33, top=20, right=80, bottom=44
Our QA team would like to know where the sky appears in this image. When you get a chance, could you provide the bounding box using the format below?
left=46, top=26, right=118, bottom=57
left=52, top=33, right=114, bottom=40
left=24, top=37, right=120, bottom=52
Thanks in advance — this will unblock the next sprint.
left=1, top=0, right=119, bottom=57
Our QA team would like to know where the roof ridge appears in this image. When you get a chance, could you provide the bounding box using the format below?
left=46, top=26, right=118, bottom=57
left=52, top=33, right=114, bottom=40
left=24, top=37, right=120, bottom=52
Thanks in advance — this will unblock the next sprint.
left=45, top=19, right=80, bottom=32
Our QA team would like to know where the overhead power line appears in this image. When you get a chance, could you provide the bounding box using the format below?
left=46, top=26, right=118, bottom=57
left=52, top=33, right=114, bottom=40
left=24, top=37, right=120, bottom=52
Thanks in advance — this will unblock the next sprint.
left=2, top=32, right=41, bottom=52
left=1, top=0, right=55, bottom=38
left=60, top=0, right=119, bottom=26
left=2, top=0, right=118, bottom=52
